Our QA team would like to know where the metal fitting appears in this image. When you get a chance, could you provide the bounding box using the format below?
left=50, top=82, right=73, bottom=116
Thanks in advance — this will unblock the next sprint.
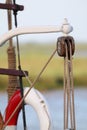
left=61, top=18, right=73, bottom=35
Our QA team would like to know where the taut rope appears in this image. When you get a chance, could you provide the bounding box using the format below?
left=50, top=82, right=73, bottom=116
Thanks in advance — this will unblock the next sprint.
left=12, top=0, right=27, bottom=129
left=57, top=36, right=76, bottom=130
left=2, top=47, right=57, bottom=130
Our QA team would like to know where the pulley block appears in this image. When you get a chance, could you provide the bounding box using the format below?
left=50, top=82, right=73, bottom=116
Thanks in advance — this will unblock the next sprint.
left=57, top=36, right=75, bottom=57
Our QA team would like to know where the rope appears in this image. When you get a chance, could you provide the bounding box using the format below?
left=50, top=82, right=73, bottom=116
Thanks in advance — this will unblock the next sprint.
left=7, top=46, right=19, bottom=100
left=64, top=40, right=76, bottom=130
left=70, top=43, right=76, bottom=130
left=22, top=71, right=32, bottom=86
left=7, top=40, right=19, bottom=101
left=64, top=56, right=67, bottom=129
left=12, top=0, right=27, bottom=129
left=2, top=48, right=57, bottom=130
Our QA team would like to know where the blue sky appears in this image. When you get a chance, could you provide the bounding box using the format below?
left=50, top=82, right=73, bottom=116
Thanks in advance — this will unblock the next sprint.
left=0, top=0, right=87, bottom=43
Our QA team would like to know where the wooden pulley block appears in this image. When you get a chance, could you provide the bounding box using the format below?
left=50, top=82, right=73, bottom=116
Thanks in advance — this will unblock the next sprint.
left=57, top=36, right=75, bottom=57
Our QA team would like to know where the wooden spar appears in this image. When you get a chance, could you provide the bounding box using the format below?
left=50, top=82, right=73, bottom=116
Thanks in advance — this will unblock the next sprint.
left=5, top=0, right=19, bottom=100
left=0, top=3, right=24, bottom=11
left=0, top=68, right=28, bottom=77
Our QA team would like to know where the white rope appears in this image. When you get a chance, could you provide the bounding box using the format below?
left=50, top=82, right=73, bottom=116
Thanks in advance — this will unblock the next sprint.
left=69, top=44, right=76, bottom=130
left=64, top=41, right=76, bottom=130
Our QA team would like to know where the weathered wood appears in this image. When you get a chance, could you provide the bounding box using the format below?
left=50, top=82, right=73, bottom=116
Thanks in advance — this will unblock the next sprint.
left=0, top=3, right=24, bottom=11
left=0, top=68, right=28, bottom=77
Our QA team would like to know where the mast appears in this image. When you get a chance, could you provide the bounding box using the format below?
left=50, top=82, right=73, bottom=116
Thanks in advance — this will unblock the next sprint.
left=6, top=1, right=27, bottom=129
left=6, top=0, right=19, bottom=101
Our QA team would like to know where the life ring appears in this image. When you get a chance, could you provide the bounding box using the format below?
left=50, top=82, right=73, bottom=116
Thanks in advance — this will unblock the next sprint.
left=4, top=87, right=51, bottom=130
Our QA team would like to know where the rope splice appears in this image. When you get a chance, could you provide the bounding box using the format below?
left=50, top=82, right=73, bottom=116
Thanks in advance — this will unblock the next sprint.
left=57, top=36, right=76, bottom=130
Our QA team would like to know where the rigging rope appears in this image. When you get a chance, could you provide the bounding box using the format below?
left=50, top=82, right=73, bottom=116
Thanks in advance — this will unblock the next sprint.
left=2, top=48, right=57, bottom=130
left=12, top=0, right=27, bottom=129
left=57, top=36, right=76, bottom=130
left=64, top=41, right=75, bottom=130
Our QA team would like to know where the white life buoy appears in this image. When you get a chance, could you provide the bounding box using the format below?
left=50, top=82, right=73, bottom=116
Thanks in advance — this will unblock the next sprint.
left=4, top=87, right=51, bottom=130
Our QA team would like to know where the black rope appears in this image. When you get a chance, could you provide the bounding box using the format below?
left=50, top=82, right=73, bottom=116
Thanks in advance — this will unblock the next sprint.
left=13, top=0, right=16, bottom=4
left=13, top=0, right=27, bottom=130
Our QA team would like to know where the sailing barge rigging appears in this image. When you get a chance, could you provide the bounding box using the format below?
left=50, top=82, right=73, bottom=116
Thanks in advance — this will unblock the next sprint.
left=0, top=1, right=76, bottom=130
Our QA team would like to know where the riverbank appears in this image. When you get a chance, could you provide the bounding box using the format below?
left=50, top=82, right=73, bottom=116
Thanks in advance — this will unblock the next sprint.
left=0, top=43, right=87, bottom=91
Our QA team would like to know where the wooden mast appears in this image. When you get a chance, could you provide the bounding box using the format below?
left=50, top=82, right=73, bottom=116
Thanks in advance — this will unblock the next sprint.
left=6, top=0, right=19, bottom=101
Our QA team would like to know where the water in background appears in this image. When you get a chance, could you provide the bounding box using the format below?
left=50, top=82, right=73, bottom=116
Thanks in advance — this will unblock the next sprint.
left=0, top=88, right=87, bottom=130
